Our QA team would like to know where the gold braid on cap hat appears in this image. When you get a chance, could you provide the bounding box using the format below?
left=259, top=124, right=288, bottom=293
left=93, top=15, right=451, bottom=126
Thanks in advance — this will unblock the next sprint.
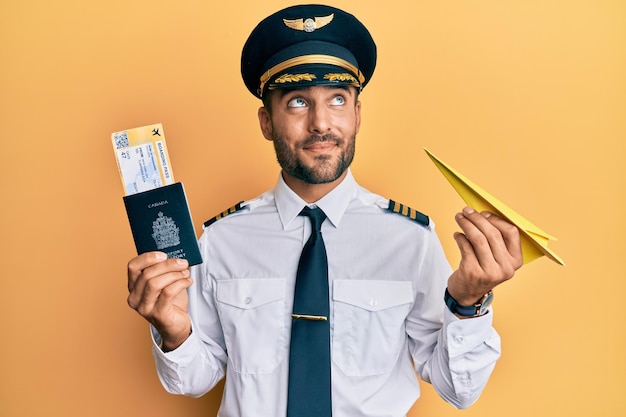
left=259, top=54, right=364, bottom=96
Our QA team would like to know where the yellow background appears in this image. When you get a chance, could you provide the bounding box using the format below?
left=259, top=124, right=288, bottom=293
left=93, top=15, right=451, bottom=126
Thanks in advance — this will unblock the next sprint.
left=1, top=0, right=624, bottom=416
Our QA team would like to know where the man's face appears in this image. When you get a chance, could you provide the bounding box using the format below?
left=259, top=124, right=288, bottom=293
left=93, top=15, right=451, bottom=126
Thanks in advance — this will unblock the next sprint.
left=259, top=85, right=361, bottom=185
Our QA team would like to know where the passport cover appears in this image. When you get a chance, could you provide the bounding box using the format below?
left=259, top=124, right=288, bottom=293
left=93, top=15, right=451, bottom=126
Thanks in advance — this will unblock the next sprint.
left=123, top=182, right=202, bottom=265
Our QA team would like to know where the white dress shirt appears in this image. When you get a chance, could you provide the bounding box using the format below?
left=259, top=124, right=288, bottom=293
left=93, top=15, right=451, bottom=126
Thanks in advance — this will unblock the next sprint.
left=151, top=170, right=501, bottom=417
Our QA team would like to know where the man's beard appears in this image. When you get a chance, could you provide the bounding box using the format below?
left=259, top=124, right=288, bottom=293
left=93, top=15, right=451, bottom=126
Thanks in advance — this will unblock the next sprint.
left=272, top=132, right=356, bottom=184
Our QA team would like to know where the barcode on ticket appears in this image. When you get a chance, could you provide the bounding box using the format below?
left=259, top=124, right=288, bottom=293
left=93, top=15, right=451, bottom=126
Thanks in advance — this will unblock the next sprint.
left=113, top=131, right=130, bottom=149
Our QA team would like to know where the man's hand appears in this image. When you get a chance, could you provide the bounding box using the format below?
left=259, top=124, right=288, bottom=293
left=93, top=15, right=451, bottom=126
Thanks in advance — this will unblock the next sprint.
left=447, top=207, right=523, bottom=306
left=127, top=252, right=193, bottom=351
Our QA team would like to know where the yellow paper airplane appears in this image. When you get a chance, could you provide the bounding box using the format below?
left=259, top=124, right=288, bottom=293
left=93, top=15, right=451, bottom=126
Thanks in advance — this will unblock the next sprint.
left=425, top=148, right=564, bottom=266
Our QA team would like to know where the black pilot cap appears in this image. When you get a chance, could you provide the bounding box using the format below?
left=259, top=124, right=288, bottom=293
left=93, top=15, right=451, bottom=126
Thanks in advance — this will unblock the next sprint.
left=241, top=4, right=377, bottom=98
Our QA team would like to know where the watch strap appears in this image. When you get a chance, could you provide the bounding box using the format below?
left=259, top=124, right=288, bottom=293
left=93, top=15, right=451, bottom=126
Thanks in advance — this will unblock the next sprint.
left=444, top=288, right=480, bottom=317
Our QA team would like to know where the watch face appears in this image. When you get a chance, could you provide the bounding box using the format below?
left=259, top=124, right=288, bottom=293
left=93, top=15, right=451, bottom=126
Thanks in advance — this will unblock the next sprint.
left=478, top=291, right=494, bottom=315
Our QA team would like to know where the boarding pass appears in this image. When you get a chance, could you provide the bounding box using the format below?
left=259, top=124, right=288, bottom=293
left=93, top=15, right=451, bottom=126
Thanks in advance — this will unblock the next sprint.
left=112, top=123, right=174, bottom=195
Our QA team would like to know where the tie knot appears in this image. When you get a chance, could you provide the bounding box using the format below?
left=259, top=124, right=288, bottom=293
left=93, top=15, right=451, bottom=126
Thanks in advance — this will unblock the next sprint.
left=300, top=206, right=327, bottom=232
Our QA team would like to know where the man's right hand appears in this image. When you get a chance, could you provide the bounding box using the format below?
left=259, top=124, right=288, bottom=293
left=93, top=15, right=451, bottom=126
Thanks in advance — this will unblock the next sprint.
left=127, top=251, right=193, bottom=351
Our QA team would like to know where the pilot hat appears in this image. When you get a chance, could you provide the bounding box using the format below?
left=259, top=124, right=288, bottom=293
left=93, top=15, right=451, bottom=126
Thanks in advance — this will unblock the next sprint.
left=241, top=4, right=377, bottom=98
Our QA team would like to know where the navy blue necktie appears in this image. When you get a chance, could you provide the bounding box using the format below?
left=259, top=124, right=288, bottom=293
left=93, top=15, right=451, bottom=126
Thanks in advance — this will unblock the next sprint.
left=287, top=206, right=332, bottom=417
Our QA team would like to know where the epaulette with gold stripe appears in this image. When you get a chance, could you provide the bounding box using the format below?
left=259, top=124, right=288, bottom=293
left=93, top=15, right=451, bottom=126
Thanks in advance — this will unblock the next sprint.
left=203, top=201, right=245, bottom=228
left=387, top=199, right=430, bottom=227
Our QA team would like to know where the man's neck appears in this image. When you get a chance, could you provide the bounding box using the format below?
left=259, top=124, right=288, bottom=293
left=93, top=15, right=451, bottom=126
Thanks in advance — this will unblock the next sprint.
left=281, top=170, right=349, bottom=204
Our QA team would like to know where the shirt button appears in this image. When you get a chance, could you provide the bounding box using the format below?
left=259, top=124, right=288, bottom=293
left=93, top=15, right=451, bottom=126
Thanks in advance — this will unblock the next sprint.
left=369, top=299, right=378, bottom=308
left=244, top=297, right=252, bottom=305
left=454, top=335, right=464, bottom=344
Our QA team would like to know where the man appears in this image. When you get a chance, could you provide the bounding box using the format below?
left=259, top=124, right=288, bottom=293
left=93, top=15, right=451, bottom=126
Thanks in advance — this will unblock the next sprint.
left=127, top=4, right=522, bottom=417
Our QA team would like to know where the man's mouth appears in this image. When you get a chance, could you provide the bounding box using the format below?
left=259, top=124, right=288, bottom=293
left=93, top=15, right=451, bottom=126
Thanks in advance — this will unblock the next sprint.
left=304, top=142, right=336, bottom=153
left=302, top=136, right=340, bottom=153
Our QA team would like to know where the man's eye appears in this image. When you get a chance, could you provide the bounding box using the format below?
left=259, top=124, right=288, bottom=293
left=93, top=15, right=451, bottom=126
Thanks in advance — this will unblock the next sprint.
left=287, top=98, right=307, bottom=107
left=331, top=95, right=346, bottom=105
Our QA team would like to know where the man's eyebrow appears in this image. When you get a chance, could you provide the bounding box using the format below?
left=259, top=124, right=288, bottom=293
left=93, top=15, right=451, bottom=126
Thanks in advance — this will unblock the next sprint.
left=325, top=85, right=357, bottom=97
left=278, top=86, right=312, bottom=97
left=333, top=85, right=352, bottom=92
left=277, top=85, right=353, bottom=98
left=276, top=88, right=300, bottom=99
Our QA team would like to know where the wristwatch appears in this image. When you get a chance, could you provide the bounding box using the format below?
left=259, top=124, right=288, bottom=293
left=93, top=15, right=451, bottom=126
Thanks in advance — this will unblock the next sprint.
left=444, top=288, right=494, bottom=317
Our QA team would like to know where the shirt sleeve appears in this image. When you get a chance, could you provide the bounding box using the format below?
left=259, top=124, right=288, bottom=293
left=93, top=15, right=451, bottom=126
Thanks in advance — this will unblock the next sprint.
left=150, top=235, right=229, bottom=397
left=407, top=227, right=501, bottom=409
left=420, top=309, right=501, bottom=408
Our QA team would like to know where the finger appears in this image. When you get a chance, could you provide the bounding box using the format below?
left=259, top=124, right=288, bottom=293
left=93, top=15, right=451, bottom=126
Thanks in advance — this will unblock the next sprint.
left=474, top=212, right=515, bottom=267
left=458, top=208, right=520, bottom=269
left=128, top=266, right=190, bottom=313
left=127, top=251, right=168, bottom=291
left=483, top=213, right=523, bottom=268
left=460, top=210, right=521, bottom=282
left=127, top=257, right=189, bottom=307
left=129, top=257, right=189, bottom=302
left=453, top=231, right=480, bottom=273
left=455, top=208, right=497, bottom=269
left=128, top=256, right=189, bottom=296
left=134, top=269, right=193, bottom=318
left=157, top=274, right=193, bottom=304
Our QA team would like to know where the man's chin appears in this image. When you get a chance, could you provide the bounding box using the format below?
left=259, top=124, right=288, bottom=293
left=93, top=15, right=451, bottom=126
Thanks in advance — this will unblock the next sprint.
left=288, top=164, right=346, bottom=185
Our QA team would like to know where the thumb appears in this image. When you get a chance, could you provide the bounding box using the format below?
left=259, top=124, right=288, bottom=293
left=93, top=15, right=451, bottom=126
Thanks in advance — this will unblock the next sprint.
left=453, top=232, right=478, bottom=266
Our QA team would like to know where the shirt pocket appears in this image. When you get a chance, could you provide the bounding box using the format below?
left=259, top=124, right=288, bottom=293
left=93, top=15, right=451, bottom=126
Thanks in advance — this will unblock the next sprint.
left=332, top=280, right=414, bottom=376
left=216, top=278, right=286, bottom=374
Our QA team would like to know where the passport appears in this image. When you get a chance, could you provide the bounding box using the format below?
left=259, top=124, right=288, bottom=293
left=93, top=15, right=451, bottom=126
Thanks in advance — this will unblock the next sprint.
left=123, top=182, right=203, bottom=265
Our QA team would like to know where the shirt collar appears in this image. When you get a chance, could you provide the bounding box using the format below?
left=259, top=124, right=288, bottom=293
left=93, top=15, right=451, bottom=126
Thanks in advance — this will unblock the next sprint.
left=274, top=169, right=358, bottom=229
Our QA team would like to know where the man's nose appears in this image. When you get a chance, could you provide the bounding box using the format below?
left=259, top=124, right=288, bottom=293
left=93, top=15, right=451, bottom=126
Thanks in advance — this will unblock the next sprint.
left=308, top=104, right=332, bottom=134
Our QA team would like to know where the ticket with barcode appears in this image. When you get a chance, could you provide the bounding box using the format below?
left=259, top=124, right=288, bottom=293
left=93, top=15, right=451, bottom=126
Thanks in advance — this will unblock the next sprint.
left=112, top=123, right=175, bottom=195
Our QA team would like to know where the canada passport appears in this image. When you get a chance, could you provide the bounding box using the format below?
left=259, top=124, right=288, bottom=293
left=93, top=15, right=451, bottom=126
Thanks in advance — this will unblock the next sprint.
left=113, top=123, right=202, bottom=265
left=123, top=182, right=202, bottom=265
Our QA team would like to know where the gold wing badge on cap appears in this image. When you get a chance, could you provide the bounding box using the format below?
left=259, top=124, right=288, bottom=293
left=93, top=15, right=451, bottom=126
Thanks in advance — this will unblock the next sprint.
left=283, top=13, right=334, bottom=32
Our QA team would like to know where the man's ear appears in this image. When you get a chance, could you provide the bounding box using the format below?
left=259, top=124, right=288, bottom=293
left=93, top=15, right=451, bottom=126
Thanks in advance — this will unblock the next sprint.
left=355, top=99, right=362, bottom=135
left=258, top=106, right=273, bottom=141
